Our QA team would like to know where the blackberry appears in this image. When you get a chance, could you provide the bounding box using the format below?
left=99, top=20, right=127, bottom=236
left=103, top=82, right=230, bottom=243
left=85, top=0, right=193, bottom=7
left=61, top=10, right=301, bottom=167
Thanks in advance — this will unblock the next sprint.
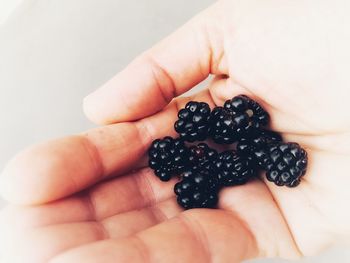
left=187, top=143, right=220, bottom=192
left=224, top=95, right=269, bottom=130
left=237, top=129, right=282, bottom=168
left=263, top=142, right=308, bottom=187
left=174, top=168, right=219, bottom=209
left=174, top=101, right=211, bottom=142
left=188, top=143, right=218, bottom=170
left=215, top=150, right=256, bottom=186
left=208, top=95, right=269, bottom=144
left=148, top=137, right=189, bottom=181
left=208, top=107, right=241, bottom=144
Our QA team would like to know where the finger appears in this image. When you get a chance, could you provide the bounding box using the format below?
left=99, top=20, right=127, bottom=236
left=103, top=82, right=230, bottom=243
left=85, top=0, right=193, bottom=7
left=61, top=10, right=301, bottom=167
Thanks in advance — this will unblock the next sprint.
left=0, top=100, right=179, bottom=205
left=83, top=3, right=226, bottom=125
left=0, top=91, right=215, bottom=205
left=101, top=198, right=181, bottom=239
left=0, top=168, right=176, bottom=234
left=82, top=168, right=177, bottom=220
left=2, top=222, right=103, bottom=263
left=1, top=198, right=181, bottom=263
left=50, top=210, right=258, bottom=263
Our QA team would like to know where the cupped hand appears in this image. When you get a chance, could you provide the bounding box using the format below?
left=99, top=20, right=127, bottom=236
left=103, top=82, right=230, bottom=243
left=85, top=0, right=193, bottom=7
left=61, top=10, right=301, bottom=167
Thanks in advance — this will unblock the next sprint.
left=1, top=0, right=350, bottom=262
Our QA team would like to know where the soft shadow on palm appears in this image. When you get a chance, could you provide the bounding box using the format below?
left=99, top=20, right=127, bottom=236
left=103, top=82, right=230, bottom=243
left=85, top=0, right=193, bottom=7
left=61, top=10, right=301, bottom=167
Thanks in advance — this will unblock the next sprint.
left=1, top=89, right=347, bottom=262
left=0, top=154, right=295, bottom=262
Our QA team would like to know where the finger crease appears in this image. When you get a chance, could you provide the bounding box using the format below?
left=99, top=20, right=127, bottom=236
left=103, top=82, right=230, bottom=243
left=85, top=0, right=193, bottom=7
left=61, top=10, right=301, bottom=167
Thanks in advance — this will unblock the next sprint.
left=81, top=136, right=105, bottom=180
left=131, top=235, right=152, bottom=263
left=133, top=169, right=158, bottom=208
left=135, top=119, right=156, bottom=155
left=148, top=204, right=167, bottom=223
left=177, top=214, right=212, bottom=263
left=173, top=98, right=183, bottom=116
left=85, top=190, right=98, bottom=222
left=192, top=22, right=211, bottom=77
left=94, top=221, right=110, bottom=240
left=145, top=54, right=177, bottom=102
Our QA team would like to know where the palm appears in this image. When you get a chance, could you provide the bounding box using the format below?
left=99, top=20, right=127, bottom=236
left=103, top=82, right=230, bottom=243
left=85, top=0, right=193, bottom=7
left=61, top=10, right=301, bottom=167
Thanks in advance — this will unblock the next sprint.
left=1, top=0, right=350, bottom=262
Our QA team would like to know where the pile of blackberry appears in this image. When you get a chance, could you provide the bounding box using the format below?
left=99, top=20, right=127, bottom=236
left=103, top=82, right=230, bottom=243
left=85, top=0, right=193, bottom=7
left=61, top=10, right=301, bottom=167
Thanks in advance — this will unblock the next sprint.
left=148, top=95, right=308, bottom=210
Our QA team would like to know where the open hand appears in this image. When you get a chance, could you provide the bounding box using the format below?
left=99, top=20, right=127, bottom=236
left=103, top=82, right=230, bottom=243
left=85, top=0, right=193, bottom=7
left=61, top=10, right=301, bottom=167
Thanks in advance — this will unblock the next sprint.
left=1, top=0, right=350, bottom=262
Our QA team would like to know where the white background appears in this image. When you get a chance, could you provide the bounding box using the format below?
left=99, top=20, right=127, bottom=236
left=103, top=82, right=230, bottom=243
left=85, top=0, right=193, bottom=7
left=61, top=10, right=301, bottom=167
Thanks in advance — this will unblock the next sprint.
left=0, top=0, right=22, bottom=24
left=0, top=0, right=349, bottom=262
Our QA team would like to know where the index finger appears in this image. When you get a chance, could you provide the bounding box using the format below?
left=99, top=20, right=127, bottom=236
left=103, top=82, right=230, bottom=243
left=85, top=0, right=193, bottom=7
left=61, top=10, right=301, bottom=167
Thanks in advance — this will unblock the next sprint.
left=83, top=3, right=225, bottom=125
left=0, top=91, right=214, bottom=205
left=0, top=101, right=179, bottom=205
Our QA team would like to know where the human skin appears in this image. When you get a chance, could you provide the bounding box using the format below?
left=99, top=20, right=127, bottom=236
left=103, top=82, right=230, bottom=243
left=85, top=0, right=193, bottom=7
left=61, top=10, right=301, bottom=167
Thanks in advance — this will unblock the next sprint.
left=1, top=0, right=350, bottom=262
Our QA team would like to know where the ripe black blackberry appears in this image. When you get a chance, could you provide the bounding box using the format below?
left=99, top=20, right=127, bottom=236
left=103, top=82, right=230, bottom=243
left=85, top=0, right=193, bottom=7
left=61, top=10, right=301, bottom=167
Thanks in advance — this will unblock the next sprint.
left=224, top=95, right=269, bottom=130
left=263, top=142, right=308, bottom=187
left=215, top=150, right=256, bottom=186
left=209, top=95, right=269, bottom=144
left=208, top=107, right=240, bottom=144
left=237, top=129, right=282, bottom=168
left=188, top=143, right=218, bottom=171
left=174, top=101, right=211, bottom=142
left=187, top=143, right=220, bottom=193
left=148, top=137, right=189, bottom=181
left=174, top=168, right=219, bottom=209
